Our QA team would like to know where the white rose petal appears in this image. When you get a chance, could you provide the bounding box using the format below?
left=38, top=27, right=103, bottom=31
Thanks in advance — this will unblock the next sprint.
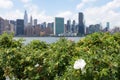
left=35, top=63, right=39, bottom=67
left=73, top=59, right=86, bottom=70
left=6, top=76, right=10, bottom=80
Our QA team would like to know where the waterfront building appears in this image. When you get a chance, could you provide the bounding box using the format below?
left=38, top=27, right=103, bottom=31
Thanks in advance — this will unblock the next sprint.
left=0, top=17, right=4, bottom=34
left=64, top=24, right=67, bottom=32
left=78, top=12, right=85, bottom=36
left=111, top=27, right=120, bottom=33
left=72, top=20, right=76, bottom=33
left=40, top=22, right=47, bottom=29
left=4, top=20, right=11, bottom=33
left=9, top=20, right=16, bottom=26
left=24, top=23, right=34, bottom=36
left=66, top=19, right=71, bottom=33
left=24, top=10, right=28, bottom=26
left=86, top=27, right=89, bottom=34
left=105, top=22, right=110, bottom=31
left=34, top=19, right=37, bottom=26
left=47, top=22, right=54, bottom=34
left=0, top=17, right=15, bottom=34
left=16, top=19, right=24, bottom=36
left=45, top=26, right=52, bottom=35
left=54, top=17, right=64, bottom=36
left=51, top=22, right=54, bottom=34
left=43, top=22, right=47, bottom=29
left=9, top=20, right=16, bottom=33
left=30, top=16, right=33, bottom=26
left=88, top=24, right=101, bottom=34
left=34, top=24, right=41, bottom=36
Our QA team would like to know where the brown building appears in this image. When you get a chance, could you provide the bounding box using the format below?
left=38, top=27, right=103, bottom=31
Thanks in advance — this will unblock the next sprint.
left=34, top=25, right=41, bottom=36
left=24, top=23, right=34, bottom=36
left=0, top=17, right=15, bottom=34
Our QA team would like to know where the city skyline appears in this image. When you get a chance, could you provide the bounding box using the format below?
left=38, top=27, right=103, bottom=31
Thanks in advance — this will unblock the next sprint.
left=0, top=0, right=120, bottom=28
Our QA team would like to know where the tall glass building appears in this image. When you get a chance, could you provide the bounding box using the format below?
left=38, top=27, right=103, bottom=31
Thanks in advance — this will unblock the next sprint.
left=24, top=10, right=28, bottom=26
left=78, top=12, right=85, bottom=36
left=54, top=17, right=64, bottom=36
left=16, top=19, right=24, bottom=36
left=66, top=19, right=71, bottom=33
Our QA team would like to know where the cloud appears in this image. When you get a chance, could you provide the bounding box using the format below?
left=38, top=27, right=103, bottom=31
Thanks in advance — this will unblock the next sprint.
left=38, top=14, right=54, bottom=23
left=24, top=3, right=39, bottom=13
left=56, top=11, right=73, bottom=22
left=83, top=0, right=120, bottom=28
left=56, top=11, right=72, bottom=18
left=1, top=9, right=54, bottom=24
left=23, top=3, right=54, bottom=23
left=29, top=10, right=54, bottom=23
left=20, top=0, right=31, bottom=3
left=76, top=3, right=84, bottom=10
left=0, top=0, right=54, bottom=24
left=0, top=0, right=13, bottom=9
left=76, top=0, right=97, bottom=10
left=2, top=10, right=23, bottom=20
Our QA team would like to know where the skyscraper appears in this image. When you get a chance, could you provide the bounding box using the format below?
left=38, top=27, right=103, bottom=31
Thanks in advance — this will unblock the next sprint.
left=30, top=16, right=33, bottom=26
left=103, top=22, right=110, bottom=32
left=16, top=19, right=24, bottom=36
left=24, top=10, right=28, bottom=26
left=78, top=12, right=85, bottom=36
left=9, top=20, right=16, bottom=34
left=54, top=17, right=64, bottom=36
left=34, top=19, right=37, bottom=26
left=66, top=19, right=71, bottom=33
left=72, top=20, right=76, bottom=33
left=106, top=22, right=110, bottom=28
left=0, top=17, right=4, bottom=34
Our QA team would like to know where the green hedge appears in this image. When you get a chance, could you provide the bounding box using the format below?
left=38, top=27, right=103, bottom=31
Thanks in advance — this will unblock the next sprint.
left=0, top=32, right=120, bottom=80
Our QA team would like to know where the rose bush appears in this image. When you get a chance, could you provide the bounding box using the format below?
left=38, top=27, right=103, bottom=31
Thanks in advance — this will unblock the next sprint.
left=0, top=32, right=120, bottom=80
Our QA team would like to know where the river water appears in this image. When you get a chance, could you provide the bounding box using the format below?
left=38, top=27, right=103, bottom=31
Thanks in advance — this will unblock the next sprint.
left=14, top=37, right=83, bottom=44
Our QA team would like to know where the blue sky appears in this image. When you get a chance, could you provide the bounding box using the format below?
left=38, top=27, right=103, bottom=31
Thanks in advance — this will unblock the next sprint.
left=0, top=0, right=120, bottom=28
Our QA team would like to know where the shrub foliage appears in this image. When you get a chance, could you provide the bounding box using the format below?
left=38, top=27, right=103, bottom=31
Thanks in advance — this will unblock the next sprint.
left=0, top=32, right=120, bottom=80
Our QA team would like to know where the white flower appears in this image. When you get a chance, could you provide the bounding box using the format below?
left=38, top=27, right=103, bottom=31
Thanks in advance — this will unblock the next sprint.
left=35, top=63, right=39, bottom=67
left=12, top=76, right=15, bottom=80
left=73, top=59, right=86, bottom=70
left=6, top=76, right=10, bottom=80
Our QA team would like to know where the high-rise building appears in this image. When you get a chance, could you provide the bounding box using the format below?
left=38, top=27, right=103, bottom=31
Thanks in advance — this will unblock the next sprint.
left=30, top=16, right=33, bottom=26
left=0, top=17, right=4, bottom=34
left=54, top=17, right=64, bottom=36
left=51, top=22, right=54, bottom=34
left=106, top=22, right=110, bottom=28
left=41, top=22, right=46, bottom=29
left=24, top=10, right=28, bottom=26
left=78, top=12, right=85, bottom=36
left=106, top=22, right=110, bottom=31
left=88, top=24, right=101, bottom=34
left=72, top=20, right=76, bottom=33
left=9, top=20, right=16, bottom=25
left=16, top=19, right=24, bottom=36
left=47, top=22, right=54, bottom=34
left=66, top=19, right=71, bottom=33
left=24, top=23, right=34, bottom=36
left=9, top=20, right=16, bottom=34
left=43, top=22, right=46, bottom=28
left=34, top=19, right=37, bottom=26
left=0, top=18, right=15, bottom=34
left=34, top=24, right=40, bottom=36
left=4, top=20, right=10, bottom=33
